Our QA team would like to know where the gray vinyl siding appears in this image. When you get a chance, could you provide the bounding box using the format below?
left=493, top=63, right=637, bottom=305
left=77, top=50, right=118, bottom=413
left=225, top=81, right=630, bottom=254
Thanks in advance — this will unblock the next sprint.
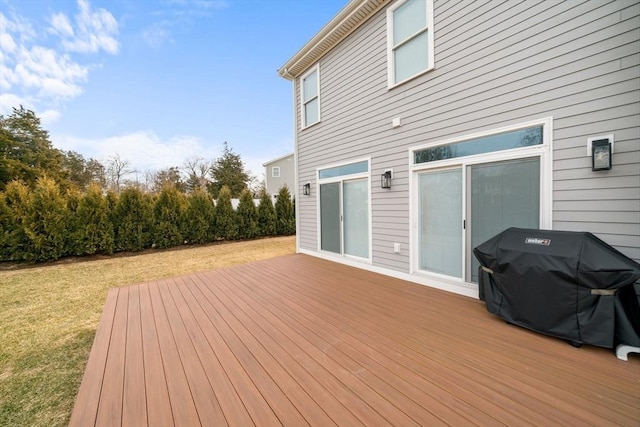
left=264, top=155, right=295, bottom=199
left=294, top=0, right=640, bottom=269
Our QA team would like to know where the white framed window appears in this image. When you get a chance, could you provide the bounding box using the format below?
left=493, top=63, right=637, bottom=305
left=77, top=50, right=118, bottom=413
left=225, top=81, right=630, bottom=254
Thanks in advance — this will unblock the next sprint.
left=409, top=118, right=553, bottom=289
left=300, top=64, right=320, bottom=128
left=272, top=166, right=280, bottom=178
left=387, top=0, right=434, bottom=88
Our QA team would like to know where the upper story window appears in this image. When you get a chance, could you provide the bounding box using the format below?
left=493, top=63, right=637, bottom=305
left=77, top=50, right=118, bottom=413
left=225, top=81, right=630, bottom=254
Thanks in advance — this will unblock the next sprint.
left=300, top=65, right=320, bottom=128
left=272, top=166, right=281, bottom=178
left=387, top=0, right=434, bottom=87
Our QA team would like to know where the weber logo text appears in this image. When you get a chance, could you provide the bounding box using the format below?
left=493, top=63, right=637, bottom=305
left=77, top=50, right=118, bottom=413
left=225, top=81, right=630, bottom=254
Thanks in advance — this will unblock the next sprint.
left=525, top=237, right=551, bottom=246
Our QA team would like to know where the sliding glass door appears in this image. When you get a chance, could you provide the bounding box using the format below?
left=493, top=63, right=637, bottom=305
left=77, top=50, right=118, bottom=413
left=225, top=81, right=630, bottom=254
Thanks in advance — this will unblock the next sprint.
left=343, top=179, right=369, bottom=258
left=320, top=183, right=341, bottom=254
left=319, top=167, right=369, bottom=260
left=417, top=157, right=541, bottom=283
left=418, top=169, right=462, bottom=277
left=467, top=158, right=540, bottom=281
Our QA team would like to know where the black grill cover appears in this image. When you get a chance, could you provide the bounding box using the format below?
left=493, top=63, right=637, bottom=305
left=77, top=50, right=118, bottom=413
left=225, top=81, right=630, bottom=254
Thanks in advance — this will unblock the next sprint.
left=473, top=227, right=640, bottom=348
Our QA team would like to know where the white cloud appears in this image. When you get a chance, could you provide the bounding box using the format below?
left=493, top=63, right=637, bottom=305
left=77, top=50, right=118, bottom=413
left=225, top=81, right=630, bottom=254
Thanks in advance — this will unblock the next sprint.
left=0, top=1, right=118, bottom=121
left=50, top=13, right=74, bottom=38
left=0, top=12, right=35, bottom=42
left=142, top=22, right=172, bottom=49
left=51, top=130, right=287, bottom=184
left=40, top=109, right=62, bottom=125
left=142, top=0, right=227, bottom=48
left=14, top=46, right=88, bottom=99
left=0, top=92, right=29, bottom=116
left=0, top=32, right=17, bottom=53
left=53, top=131, right=222, bottom=173
left=54, top=0, right=119, bottom=54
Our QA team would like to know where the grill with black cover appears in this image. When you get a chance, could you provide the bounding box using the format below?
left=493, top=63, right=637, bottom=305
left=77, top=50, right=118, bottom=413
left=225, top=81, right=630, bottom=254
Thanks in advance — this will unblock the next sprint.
left=473, top=227, right=640, bottom=349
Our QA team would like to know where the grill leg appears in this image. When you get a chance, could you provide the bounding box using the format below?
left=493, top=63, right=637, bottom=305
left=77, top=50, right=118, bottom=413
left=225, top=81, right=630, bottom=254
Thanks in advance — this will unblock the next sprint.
left=616, top=344, right=640, bottom=361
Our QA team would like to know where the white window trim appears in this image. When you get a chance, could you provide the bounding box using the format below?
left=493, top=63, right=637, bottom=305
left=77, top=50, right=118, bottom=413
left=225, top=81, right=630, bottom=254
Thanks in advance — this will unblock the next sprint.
left=386, top=0, right=435, bottom=89
left=300, top=64, right=321, bottom=130
left=408, top=117, right=554, bottom=295
left=272, top=166, right=280, bottom=178
left=315, top=157, right=372, bottom=264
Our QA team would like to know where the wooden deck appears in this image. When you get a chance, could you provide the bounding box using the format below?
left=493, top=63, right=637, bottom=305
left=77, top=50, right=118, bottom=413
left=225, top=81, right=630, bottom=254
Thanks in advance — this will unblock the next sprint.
left=70, top=254, right=640, bottom=426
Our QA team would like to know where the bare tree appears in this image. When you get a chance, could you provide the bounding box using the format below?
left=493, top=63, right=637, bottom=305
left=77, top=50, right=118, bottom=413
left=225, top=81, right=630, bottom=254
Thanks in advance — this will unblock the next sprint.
left=150, top=166, right=186, bottom=193
left=184, top=157, right=211, bottom=192
left=106, top=154, right=132, bottom=193
left=247, top=174, right=264, bottom=197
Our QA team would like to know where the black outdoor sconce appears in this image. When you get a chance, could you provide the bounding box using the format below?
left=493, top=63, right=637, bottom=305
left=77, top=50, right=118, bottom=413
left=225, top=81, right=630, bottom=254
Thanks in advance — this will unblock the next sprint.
left=303, top=182, right=311, bottom=196
left=381, top=170, right=392, bottom=189
left=592, top=139, right=612, bottom=171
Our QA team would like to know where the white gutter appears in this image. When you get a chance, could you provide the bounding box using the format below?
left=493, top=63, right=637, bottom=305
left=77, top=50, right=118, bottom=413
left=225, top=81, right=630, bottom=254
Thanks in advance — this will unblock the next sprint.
left=277, top=0, right=389, bottom=79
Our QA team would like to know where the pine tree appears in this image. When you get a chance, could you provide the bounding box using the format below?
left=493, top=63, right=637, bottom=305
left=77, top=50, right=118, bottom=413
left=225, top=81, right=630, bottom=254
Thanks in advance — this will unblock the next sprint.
left=236, top=189, right=258, bottom=239
left=275, top=185, right=296, bottom=235
left=209, top=142, right=249, bottom=198
left=0, top=106, right=64, bottom=190
left=256, top=189, right=276, bottom=236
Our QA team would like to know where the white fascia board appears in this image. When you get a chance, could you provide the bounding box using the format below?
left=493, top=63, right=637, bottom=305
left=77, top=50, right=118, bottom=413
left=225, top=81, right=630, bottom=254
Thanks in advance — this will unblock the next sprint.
left=263, top=153, right=294, bottom=167
left=277, top=0, right=390, bottom=80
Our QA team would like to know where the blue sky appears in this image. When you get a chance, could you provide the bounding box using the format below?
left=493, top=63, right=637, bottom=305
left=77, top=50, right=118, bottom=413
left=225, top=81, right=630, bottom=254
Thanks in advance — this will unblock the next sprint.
left=0, top=0, right=346, bottom=179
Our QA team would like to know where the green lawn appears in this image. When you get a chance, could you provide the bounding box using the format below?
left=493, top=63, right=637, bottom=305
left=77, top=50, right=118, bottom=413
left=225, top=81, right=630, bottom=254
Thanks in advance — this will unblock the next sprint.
left=0, top=236, right=296, bottom=427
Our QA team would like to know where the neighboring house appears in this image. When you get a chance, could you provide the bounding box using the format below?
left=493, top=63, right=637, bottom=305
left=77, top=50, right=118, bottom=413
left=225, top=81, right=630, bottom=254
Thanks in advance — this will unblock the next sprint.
left=278, top=0, right=640, bottom=298
left=263, top=153, right=295, bottom=199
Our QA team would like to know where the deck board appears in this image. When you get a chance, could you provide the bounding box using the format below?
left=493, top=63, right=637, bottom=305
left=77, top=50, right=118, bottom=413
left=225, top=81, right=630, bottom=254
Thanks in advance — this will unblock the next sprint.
left=70, top=254, right=640, bottom=426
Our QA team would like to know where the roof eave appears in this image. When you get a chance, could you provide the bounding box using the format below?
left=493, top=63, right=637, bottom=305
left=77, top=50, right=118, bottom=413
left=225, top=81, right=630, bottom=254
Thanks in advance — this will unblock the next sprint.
left=263, top=152, right=294, bottom=167
left=277, top=0, right=390, bottom=80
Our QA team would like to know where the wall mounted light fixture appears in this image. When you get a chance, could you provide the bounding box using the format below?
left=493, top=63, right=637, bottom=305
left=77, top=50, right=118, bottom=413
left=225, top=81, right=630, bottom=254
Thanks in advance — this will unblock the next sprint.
left=303, top=182, right=311, bottom=196
left=381, top=170, right=392, bottom=189
left=592, top=139, right=612, bottom=171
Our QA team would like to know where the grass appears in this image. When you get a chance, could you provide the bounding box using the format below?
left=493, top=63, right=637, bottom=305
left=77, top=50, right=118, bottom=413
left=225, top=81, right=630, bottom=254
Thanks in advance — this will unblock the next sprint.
left=0, top=236, right=296, bottom=427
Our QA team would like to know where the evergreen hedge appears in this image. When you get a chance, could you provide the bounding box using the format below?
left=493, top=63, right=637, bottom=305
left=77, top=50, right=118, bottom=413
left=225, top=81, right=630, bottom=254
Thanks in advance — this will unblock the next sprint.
left=183, top=188, right=215, bottom=244
left=236, top=189, right=258, bottom=239
left=214, top=186, right=237, bottom=241
left=113, top=187, right=154, bottom=252
left=257, top=189, right=276, bottom=236
left=0, top=181, right=295, bottom=263
left=153, top=186, right=185, bottom=249
left=274, top=185, right=295, bottom=236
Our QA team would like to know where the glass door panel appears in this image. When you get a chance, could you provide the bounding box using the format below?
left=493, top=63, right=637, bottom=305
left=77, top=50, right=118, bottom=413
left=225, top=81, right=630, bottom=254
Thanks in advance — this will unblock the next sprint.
left=418, top=169, right=463, bottom=277
left=468, top=158, right=540, bottom=281
left=343, top=179, right=369, bottom=258
left=320, top=183, right=341, bottom=254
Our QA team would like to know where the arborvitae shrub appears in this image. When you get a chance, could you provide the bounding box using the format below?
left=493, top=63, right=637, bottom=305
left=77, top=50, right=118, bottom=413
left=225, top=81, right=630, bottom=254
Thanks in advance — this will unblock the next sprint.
left=64, top=187, right=83, bottom=256
left=25, top=177, right=69, bottom=261
left=256, top=189, right=276, bottom=236
left=113, top=187, right=153, bottom=252
left=183, top=188, right=215, bottom=244
left=76, top=184, right=114, bottom=255
left=275, top=185, right=295, bottom=235
left=236, top=189, right=258, bottom=239
left=214, top=185, right=237, bottom=240
left=153, top=185, right=185, bottom=249
left=0, top=181, right=31, bottom=261
left=0, top=192, right=10, bottom=260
